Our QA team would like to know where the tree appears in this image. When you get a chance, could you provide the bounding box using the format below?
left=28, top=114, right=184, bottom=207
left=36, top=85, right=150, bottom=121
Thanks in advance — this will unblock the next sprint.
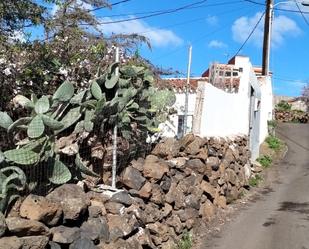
left=0, top=0, right=45, bottom=40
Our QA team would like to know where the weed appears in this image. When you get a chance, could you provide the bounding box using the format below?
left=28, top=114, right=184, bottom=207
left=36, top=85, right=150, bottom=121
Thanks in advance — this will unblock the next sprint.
left=174, top=231, right=192, bottom=249
left=249, top=174, right=263, bottom=187
left=257, top=155, right=272, bottom=168
left=265, top=135, right=281, bottom=151
left=276, top=101, right=291, bottom=111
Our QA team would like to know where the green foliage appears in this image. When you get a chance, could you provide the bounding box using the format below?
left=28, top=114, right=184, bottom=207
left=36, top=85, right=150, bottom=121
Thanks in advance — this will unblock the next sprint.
left=0, top=166, right=27, bottom=213
left=249, top=174, right=263, bottom=187
left=0, top=62, right=175, bottom=207
left=276, top=101, right=291, bottom=111
left=257, top=155, right=272, bottom=168
left=265, top=135, right=282, bottom=151
left=174, top=231, right=193, bottom=249
left=267, top=120, right=277, bottom=129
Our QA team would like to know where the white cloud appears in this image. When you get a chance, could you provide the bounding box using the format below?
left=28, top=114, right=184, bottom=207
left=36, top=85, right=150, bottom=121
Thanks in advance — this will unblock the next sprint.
left=100, top=17, right=183, bottom=47
left=208, top=40, right=227, bottom=49
left=206, top=15, right=218, bottom=26
left=232, top=12, right=301, bottom=47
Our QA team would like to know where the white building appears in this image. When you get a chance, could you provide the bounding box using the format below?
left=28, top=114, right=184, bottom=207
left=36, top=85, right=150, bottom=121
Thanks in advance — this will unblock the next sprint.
left=159, top=55, right=273, bottom=160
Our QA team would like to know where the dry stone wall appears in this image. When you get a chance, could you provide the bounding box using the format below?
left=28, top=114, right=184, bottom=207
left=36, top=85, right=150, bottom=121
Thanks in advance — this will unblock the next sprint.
left=0, top=134, right=252, bottom=249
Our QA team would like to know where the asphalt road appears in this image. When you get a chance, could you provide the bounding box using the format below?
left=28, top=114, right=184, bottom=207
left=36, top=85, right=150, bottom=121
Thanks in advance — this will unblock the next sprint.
left=199, top=123, right=309, bottom=249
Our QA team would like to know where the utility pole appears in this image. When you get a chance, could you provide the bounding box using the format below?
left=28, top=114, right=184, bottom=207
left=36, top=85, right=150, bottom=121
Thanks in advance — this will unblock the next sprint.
left=262, top=0, right=273, bottom=76
left=111, top=46, right=119, bottom=189
left=183, top=45, right=192, bottom=136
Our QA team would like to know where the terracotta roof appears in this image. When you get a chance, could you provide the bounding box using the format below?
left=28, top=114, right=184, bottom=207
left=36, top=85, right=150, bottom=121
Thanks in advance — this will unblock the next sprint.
left=156, top=78, right=206, bottom=91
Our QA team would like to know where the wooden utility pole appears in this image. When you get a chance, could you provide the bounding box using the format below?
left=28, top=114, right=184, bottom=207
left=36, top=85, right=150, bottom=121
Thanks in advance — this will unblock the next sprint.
left=262, top=0, right=273, bottom=76
left=183, top=45, right=192, bottom=136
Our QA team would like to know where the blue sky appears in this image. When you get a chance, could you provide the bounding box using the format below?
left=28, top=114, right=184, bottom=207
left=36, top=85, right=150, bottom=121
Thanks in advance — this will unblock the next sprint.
left=32, top=0, right=309, bottom=96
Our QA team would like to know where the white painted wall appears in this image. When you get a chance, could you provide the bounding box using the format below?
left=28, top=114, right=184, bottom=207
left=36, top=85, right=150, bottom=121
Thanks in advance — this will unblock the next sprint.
left=259, top=76, right=273, bottom=143
left=198, top=83, right=250, bottom=137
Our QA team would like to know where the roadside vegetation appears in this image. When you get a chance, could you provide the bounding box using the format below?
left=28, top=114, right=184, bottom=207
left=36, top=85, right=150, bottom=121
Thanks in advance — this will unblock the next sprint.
left=249, top=174, right=263, bottom=187
left=257, top=155, right=272, bottom=168
left=175, top=231, right=193, bottom=249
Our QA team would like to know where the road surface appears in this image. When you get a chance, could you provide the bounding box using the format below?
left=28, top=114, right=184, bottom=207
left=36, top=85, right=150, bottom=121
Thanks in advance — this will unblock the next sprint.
left=199, top=123, right=309, bottom=249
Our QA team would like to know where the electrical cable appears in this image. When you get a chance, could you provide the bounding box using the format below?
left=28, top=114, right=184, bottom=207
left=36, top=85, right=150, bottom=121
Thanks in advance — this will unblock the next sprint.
left=100, top=0, right=243, bottom=18
left=294, top=0, right=309, bottom=26
left=243, top=0, right=309, bottom=14
left=233, top=11, right=265, bottom=56
left=79, top=0, right=209, bottom=25
left=89, top=0, right=132, bottom=13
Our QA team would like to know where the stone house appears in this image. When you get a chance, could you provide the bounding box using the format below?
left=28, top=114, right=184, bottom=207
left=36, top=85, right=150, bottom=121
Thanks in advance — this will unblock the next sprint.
left=158, top=55, right=273, bottom=160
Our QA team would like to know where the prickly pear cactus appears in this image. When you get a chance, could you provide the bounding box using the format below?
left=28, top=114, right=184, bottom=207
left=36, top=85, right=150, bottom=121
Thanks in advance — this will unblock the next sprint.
left=0, top=166, right=27, bottom=213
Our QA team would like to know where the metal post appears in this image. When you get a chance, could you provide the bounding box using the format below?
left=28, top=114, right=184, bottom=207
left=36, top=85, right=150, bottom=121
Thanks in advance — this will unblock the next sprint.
left=183, top=45, right=192, bottom=136
left=111, top=47, right=119, bottom=189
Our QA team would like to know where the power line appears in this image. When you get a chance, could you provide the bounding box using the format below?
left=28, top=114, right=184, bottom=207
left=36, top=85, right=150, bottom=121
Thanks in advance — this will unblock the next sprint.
left=89, top=0, right=132, bottom=13
left=152, top=6, right=256, bottom=62
left=233, top=11, right=265, bottom=56
left=100, top=1, right=243, bottom=18
left=243, top=0, right=309, bottom=14
left=294, top=0, right=309, bottom=26
left=79, top=0, right=209, bottom=25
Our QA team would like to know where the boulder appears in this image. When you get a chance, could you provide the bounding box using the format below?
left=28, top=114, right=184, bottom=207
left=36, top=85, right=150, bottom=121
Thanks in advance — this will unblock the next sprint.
left=47, top=184, right=90, bottom=222
left=129, top=228, right=155, bottom=249
left=130, top=158, right=144, bottom=172
left=120, top=167, right=146, bottom=191
left=179, top=134, right=195, bottom=150
left=109, top=191, right=134, bottom=206
left=175, top=208, right=199, bottom=222
left=88, top=205, right=102, bottom=218
left=225, top=168, right=238, bottom=185
left=48, top=241, right=61, bottom=249
left=186, top=159, right=205, bottom=174
left=143, top=155, right=169, bottom=180
left=0, top=212, right=7, bottom=238
left=5, top=217, right=49, bottom=237
left=196, top=147, right=208, bottom=161
left=160, top=175, right=172, bottom=192
left=226, top=187, right=239, bottom=204
left=168, top=157, right=188, bottom=169
left=144, top=203, right=162, bottom=223
left=224, top=148, right=235, bottom=163
left=0, top=236, right=22, bottom=249
left=200, top=181, right=217, bottom=199
left=152, top=138, right=180, bottom=158
left=20, top=194, right=63, bottom=226
left=80, top=217, right=109, bottom=242
left=150, top=184, right=164, bottom=205
left=107, top=214, right=136, bottom=240
left=104, top=202, right=125, bottom=215
left=20, top=236, right=49, bottom=249
left=99, top=238, right=141, bottom=249
left=166, top=215, right=183, bottom=234
left=206, top=157, right=220, bottom=171
left=184, top=136, right=204, bottom=155
left=69, top=237, right=97, bottom=249
left=214, top=195, right=227, bottom=209
left=50, top=226, right=80, bottom=244
left=138, top=181, right=152, bottom=199
left=184, top=194, right=200, bottom=210
left=199, top=200, right=215, bottom=221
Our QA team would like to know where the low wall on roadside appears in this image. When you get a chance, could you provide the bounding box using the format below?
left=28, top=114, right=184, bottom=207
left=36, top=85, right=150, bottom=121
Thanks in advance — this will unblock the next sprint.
left=0, top=134, right=252, bottom=249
